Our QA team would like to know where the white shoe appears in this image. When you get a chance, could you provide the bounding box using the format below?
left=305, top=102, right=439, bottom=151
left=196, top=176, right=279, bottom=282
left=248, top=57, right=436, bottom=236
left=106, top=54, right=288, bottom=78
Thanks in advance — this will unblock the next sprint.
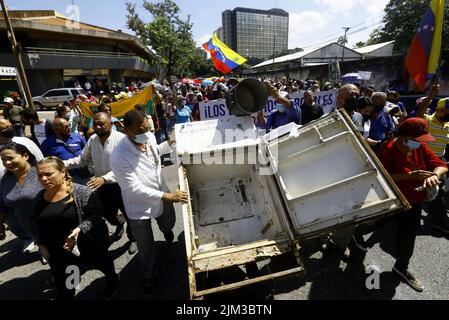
left=22, top=240, right=35, bottom=253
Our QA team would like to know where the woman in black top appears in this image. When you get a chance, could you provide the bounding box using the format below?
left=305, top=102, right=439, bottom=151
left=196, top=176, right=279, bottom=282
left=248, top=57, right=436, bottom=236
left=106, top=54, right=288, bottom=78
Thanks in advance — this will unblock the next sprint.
left=35, top=156, right=118, bottom=300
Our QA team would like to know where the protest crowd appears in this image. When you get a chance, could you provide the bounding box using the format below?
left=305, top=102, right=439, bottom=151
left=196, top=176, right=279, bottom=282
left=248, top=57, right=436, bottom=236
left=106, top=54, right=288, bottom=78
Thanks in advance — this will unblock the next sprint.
left=1, top=72, right=449, bottom=300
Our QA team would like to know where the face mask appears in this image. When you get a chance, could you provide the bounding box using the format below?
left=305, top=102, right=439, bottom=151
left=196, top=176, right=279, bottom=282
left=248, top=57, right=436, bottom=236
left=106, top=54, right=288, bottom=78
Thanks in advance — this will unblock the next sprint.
left=405, top=139, right=421, bottom=150
left=133, top=131, right=150, bottom=144
left=0, top=127, right=15, bottom=139
left=344, top=96, right=357, bottom=113
left=276, top=104, right=286, bottom=113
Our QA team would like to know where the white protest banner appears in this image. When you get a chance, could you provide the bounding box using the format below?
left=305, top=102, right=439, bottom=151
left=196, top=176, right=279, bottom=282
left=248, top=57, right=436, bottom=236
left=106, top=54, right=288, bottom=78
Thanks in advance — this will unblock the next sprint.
left=174, top=117, right=258, bottom=157
left=200, top=99, right=232, bottom=120
left=358, top=71, right=372, bottom=81
left=199, top=90, right=337, bottom=121
left=289, top=90, right=337, bottom=114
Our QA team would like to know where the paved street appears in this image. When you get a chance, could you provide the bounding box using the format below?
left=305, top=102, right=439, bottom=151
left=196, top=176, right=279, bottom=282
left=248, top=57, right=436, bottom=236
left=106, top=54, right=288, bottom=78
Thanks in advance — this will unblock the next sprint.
left=0, top=161, right=448, bottom=300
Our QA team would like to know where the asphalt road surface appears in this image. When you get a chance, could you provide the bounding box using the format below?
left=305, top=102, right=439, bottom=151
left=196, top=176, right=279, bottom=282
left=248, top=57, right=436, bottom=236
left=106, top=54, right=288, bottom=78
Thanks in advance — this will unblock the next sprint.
left=0, top=162, right=448, bottom=300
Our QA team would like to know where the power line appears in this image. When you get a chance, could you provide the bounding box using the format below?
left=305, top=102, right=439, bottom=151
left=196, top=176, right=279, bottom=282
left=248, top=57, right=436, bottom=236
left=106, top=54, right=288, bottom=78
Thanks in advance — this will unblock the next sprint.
left=294, top=15, right=384, bottom=50
left=298, top=20, right=383, bottom=50
left=297, top=20, right=366, bottom=47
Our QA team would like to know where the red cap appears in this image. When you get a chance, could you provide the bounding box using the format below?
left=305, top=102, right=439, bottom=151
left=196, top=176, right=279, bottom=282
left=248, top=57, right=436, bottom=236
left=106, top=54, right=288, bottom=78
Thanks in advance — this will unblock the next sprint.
left=398, top=117, right=435, bottom=142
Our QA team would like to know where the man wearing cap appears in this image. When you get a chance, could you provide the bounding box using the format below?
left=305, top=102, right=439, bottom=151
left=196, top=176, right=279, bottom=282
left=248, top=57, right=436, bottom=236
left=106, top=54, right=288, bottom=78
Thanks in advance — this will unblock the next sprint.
left=3, top=97, right=24, bottom=137
left=353, top=117, right=447, bottom=292
left=415, top=84, right=449, bottom=234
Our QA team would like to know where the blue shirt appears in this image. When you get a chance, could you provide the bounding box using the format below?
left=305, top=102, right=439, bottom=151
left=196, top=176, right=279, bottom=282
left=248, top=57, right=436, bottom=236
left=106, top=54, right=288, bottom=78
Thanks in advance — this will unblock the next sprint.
left=175, top=106, right=192, bottom=124
left=369, top=111, right=395, bottom=141
left=265, top=106, right=302, bottom=132
left=41, top=133, right=86, bottom=160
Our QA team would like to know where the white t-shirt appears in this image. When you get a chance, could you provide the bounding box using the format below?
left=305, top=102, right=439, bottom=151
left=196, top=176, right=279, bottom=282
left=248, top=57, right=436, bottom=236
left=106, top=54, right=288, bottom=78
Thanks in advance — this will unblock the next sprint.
left=363, top=120, right=371, bottom=140
left=34, top=119, right=48, bottom=145
left=0, top=137, right=44, bottom=180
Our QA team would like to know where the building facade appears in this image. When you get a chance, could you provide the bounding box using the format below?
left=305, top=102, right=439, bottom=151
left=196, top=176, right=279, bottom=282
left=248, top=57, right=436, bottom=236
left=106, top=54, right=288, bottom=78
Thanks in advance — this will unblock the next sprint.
left=0, top=10, right=158, bottom=96
left=214, top=26, right=224, bottom=41
left=221, top=7, right=288, bottom=59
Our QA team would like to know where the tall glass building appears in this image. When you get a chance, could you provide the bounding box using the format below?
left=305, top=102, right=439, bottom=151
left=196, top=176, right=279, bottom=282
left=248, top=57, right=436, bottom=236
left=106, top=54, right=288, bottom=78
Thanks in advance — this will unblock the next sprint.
left=221, top=7, right=289, bottom=59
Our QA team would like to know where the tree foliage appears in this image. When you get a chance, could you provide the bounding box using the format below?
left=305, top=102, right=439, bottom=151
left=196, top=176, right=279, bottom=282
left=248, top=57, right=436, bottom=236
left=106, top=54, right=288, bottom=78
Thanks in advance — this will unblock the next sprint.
left=354, top=41, right=366, bottom=49
left=367, top=0, right=449, bottom=52
left=337, top=36, right=348, bottom=46
left=126, top=0, right=212, bottom=81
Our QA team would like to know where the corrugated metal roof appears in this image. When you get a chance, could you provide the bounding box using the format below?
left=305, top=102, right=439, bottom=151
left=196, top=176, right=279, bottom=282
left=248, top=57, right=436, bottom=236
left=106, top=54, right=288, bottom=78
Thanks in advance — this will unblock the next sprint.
left=252, top=43, right=363, bottom=69
left=354, top=41, right=395, bottom=54
left=252, top=48, right=316, bottom=68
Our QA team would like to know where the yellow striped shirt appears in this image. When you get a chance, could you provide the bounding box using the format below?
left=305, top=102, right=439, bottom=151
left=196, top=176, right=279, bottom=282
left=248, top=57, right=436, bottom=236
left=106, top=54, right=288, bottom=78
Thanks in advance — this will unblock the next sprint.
left=424, top=113, right=449, bottom=157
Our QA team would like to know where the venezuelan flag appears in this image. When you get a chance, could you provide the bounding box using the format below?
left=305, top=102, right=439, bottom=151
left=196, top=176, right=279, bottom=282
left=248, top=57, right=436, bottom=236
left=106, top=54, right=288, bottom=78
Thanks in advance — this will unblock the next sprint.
left=405, top=0, right=445, bottom=91
left=202, top=33, right=247, bottom=74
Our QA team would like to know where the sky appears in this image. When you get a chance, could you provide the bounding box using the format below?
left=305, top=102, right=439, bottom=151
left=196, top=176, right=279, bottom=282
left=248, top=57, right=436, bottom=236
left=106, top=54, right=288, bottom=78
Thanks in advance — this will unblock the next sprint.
left=6, top=0, right=390, bottom=52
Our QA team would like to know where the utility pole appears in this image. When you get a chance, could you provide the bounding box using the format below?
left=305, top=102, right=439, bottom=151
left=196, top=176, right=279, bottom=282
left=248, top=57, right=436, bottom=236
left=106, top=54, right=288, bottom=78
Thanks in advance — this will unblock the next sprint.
left=0, top=0, right=34, bottom=109
left=341, top=27, right=350, bottom=62
left=272, top=35, right=276, bottom=73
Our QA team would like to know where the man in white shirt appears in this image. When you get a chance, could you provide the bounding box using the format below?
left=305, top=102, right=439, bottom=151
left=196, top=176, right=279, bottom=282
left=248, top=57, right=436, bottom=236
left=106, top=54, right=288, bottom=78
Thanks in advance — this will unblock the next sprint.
left=20, top=108, right=54, bottom=149
left=110, top=110, right=188, bottom=298
left=64, top=112, right=137, bottom=254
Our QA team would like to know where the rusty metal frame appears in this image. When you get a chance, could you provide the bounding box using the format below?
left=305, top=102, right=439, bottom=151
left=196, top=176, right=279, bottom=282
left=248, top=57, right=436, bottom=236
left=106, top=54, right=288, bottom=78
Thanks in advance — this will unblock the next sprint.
left=178, top=165, right=304, bottom=300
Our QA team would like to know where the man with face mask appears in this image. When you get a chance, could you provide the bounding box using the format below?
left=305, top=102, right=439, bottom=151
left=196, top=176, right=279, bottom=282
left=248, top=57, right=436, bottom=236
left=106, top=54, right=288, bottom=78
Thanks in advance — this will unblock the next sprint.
left=110, top=110, right=189, bottom=298
left=336, top=84, right=364, bottom=134
left=0, top=119, right=43, bottom=180
left=367, top=92, right=395, bottom=151
left=415, top=85, right=449, bottom=234
left=258, top=87, right=301, bottom=133
left=63, top=112, right=137, bottom=254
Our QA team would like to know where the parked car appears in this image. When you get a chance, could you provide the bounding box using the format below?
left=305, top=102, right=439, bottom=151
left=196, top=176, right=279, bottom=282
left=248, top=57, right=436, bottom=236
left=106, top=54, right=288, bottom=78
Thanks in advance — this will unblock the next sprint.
left=32, top=88, right=86, bottom=111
